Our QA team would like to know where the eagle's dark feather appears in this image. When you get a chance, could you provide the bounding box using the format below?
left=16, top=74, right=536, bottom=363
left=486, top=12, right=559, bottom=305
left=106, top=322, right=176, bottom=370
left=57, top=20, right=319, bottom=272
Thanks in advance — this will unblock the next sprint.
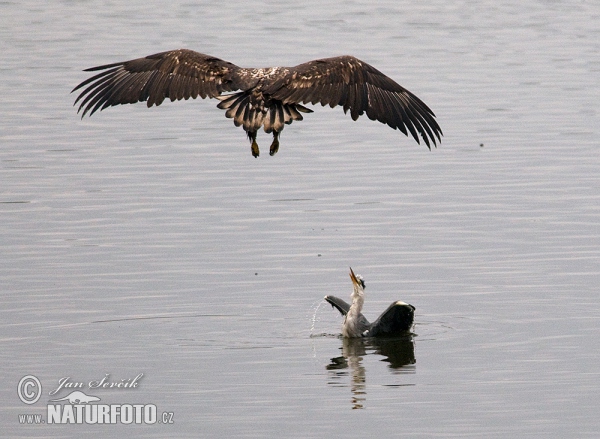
left=72, top=49, right=442, bottom=156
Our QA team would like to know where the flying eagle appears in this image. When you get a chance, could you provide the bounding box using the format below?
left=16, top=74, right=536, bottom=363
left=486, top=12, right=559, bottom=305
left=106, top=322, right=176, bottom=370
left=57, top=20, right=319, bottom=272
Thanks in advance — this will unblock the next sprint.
left=72, top=49, right=442, bottom=157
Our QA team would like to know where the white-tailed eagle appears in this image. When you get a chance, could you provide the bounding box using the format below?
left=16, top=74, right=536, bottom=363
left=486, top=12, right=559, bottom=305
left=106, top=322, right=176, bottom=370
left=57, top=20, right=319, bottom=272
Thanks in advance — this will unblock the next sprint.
left=73, top=49, right=442, bottom=157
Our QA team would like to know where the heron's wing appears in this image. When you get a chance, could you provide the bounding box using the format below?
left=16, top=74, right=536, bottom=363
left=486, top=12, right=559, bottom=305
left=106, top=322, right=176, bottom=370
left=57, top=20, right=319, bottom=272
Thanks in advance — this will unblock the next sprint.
left=72, top=49, right=243, bottom=117
left=324, top=295, right=371, bottom=327
left=324, top=295, right=352, bottom=315
left=266, top=56, right=442, bottom=148
left=367, top=301, right=415, bottom=337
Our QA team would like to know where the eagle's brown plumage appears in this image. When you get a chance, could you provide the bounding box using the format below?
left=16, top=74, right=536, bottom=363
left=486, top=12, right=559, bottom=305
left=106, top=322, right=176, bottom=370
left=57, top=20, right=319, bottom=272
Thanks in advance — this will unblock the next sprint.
left=72, top=49, right=442, bottom=157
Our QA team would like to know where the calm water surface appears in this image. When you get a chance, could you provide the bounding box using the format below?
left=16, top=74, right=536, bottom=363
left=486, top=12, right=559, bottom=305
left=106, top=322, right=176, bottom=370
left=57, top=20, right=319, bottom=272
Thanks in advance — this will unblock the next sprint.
left=1, top=0, right=599, bottom=437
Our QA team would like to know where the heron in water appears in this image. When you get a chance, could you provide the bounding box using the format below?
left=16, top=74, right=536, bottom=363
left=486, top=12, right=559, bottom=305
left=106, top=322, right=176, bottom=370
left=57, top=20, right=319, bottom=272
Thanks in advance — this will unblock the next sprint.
left=325, top=268, right=415, bottom=338
left=72, top=49, right=442, bottom=157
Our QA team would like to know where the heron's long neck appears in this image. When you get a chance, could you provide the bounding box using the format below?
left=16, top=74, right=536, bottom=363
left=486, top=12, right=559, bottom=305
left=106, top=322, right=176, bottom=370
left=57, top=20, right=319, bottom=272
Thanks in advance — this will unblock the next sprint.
left=348, top=292, right=364, bottom=318
left=342, top=288, right=365, bottom=338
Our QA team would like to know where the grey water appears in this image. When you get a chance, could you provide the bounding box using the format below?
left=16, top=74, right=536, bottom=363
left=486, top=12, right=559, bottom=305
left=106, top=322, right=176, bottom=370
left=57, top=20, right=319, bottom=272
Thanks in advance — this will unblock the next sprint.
left=1, top=0, right=599, bottom=437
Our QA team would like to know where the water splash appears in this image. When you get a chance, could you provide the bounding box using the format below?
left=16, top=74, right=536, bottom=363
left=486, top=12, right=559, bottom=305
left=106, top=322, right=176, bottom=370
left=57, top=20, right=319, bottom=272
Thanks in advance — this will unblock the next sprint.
left=309, top=297, right=347, bottom=339
left=309, top=298, right=331, bottom=337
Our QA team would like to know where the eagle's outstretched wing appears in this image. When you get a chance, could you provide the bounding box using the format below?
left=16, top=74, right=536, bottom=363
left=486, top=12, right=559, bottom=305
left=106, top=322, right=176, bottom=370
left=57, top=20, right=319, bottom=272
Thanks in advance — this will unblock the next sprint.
left=72, top=49, right=243, bottom=117
left=266, top=56, right=442, bottom=148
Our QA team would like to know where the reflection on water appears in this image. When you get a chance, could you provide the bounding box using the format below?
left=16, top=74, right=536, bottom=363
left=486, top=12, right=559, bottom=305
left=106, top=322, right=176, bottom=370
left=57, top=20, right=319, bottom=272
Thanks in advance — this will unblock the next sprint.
left=326, top=336, right=415, bottom=409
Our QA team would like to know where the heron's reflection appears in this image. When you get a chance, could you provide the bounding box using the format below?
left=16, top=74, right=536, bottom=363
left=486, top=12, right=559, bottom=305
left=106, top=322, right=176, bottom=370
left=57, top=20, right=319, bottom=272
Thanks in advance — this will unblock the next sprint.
left=326, top=336, right=415, bottom=409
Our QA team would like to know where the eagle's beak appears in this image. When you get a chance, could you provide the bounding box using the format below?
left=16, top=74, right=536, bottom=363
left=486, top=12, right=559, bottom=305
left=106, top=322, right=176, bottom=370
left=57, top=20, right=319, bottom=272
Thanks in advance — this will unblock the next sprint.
left=349, top=267, right=359, bottom=285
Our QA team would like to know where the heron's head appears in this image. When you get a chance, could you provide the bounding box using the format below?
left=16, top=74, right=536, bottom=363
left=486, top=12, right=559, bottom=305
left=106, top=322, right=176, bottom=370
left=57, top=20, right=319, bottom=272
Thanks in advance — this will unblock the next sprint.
left=349, top=267, right=365, bottom=298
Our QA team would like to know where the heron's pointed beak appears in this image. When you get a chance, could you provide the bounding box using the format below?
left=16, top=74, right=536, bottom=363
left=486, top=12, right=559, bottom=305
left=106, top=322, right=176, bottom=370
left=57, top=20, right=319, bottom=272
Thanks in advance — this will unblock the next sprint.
left=349, top=267, right=359, bottom=286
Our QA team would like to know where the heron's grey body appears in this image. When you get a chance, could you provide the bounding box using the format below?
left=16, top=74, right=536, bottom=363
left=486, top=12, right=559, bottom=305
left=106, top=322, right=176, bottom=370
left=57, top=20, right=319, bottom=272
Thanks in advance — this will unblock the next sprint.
left=325, top=268, right=414, bottom=338
left=72, top=49, right=442, bottom=157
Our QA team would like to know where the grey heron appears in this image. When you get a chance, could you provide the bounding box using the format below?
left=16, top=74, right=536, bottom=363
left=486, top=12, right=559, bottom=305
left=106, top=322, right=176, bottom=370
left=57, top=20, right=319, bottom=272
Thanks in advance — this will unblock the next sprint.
left=325, top=268, right=415, bottom=338
left=72, top=49, right=442, bottom=157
